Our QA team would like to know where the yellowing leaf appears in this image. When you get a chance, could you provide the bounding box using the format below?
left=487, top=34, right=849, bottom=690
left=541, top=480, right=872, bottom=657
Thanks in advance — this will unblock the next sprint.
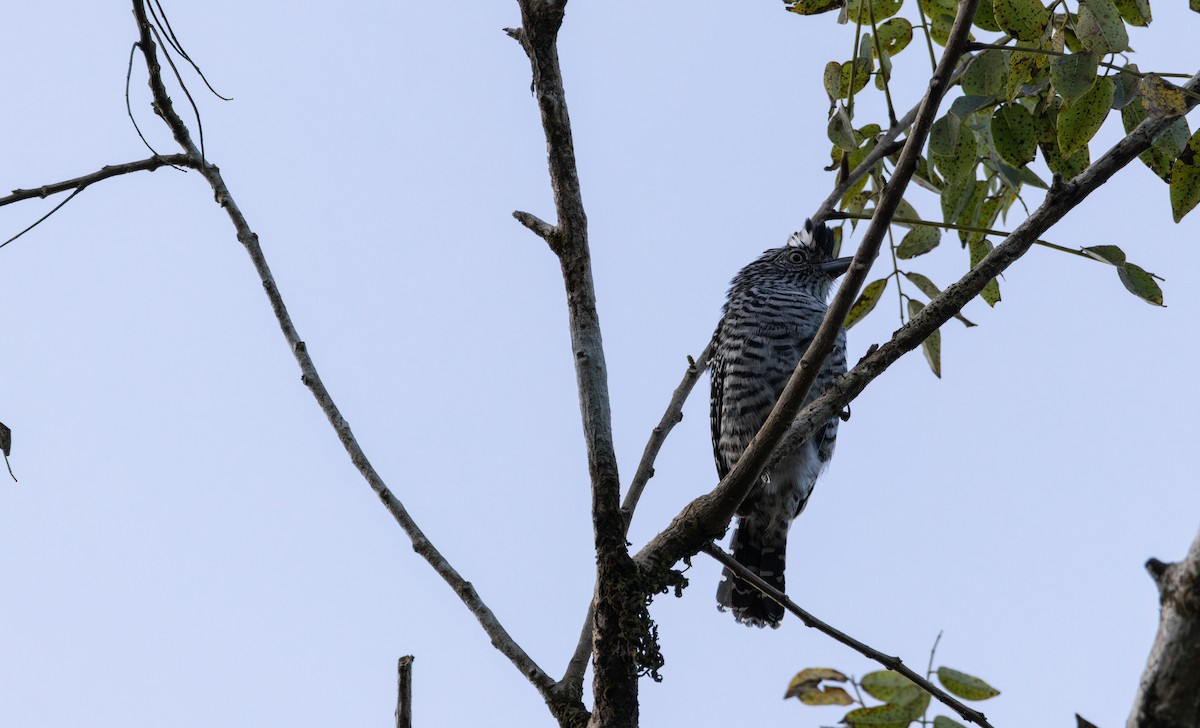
left=933, top=717, right=969, bottom=728
left=784, top=667, right=855, bottom=705
left=824, top=61, right=844, bottom=100
left=937, top=667, right=1001, bottom=700
left=845, top=278, right=889, bottom=329
left=1139, top=75, right=1188, bottom=118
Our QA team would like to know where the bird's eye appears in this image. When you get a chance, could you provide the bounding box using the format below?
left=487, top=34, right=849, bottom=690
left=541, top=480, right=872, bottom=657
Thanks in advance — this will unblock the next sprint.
left=786, top=250, right=806, bottom=265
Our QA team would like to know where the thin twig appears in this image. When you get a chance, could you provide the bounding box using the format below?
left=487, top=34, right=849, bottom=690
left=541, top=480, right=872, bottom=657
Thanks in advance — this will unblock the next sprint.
left=926, top=631, right=943, bottom=680
left=0, top=188, right=86, bottom=250
left=0, top=155, right=194, bottom=209
left=126, top=1, right=573, bottom=720
left=701, top=543, right=992, bottom=728
left=828, top=210, right=1103, bottom=261
left=621, top=344, right=712, bottom=532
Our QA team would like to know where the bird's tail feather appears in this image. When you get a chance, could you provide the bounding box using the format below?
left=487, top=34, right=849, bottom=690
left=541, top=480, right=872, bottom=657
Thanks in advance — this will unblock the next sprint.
left=716, top=517, right=787, bottom=628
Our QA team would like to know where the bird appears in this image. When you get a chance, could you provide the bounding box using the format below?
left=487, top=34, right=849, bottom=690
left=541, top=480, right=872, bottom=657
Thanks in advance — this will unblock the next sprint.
left=711, top=219, right=852, bottom=628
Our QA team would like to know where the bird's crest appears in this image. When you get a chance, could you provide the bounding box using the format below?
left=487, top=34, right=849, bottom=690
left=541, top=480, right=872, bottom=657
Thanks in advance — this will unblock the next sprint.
left=786, top=219, right=836, bottom=260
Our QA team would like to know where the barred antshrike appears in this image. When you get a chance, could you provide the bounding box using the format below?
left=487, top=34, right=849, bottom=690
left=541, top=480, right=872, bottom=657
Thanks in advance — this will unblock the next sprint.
left=711, top=220, right=852, bottom=628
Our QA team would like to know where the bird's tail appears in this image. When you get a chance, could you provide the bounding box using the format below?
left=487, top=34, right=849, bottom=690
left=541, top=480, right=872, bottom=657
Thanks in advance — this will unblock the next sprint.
left=716, top=516, right=787, bottom=628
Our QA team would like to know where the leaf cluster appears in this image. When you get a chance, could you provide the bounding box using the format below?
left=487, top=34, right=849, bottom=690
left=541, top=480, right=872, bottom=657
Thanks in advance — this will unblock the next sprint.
left=785, top=665, right=1000, bottom=728
left=784, top=0, right=1188, bottom=376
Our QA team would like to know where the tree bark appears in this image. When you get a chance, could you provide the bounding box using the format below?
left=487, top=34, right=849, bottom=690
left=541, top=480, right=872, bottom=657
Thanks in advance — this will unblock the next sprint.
left=1127, top=527, right=1200, bottom=728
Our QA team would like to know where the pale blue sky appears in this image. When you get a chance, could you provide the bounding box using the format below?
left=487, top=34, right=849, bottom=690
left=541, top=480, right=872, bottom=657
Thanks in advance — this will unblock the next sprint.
left=1, top=2, right=1198, bottom=727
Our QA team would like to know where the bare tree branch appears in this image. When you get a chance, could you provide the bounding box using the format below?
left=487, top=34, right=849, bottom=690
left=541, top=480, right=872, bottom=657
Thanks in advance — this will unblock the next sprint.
left=702, top=543, right=992, bottom=728
left=635, top=0, right=982, bottom=580
left=119, top=1, right=579, bottom=721
left=0, top=155, right=194, bottom=209
left=561, top=342, right=713, bottom=694
left=395, top=655, right=414, bottom=728
left=1128, top=525, right=1200, bottom=728
left=510, top=1, right=638, bottom=725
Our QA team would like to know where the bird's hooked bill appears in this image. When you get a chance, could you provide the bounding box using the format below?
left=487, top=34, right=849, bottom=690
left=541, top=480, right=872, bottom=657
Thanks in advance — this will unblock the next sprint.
left=816, top=257, right=853, bottom=277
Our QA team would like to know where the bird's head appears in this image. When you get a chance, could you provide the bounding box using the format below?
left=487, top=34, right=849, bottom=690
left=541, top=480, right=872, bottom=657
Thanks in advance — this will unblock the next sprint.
left=745, top=220, right=854, bottom=300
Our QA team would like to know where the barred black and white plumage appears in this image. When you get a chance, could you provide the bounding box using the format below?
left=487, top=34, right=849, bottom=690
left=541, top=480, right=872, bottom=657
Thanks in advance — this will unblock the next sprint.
left=711, top=219, right=852, bottom=628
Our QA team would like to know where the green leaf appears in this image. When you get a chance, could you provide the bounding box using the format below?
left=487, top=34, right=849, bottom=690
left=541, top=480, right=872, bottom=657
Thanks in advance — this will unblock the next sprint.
left=991, top=103, right=1037, bottom=167
left=844, top=701, right=920, bottom=727
left=846, top=0, right=905, bottom=21
left=1169, top=129, right=1200, bottom=222
left=940, top=175, right=976, bottom=225
left=1052, top=140, right=1092, bottom=179
left=1050, top=51, right=1098, bottom=101
left=1076, top=0, right=1129, bottom=54
left=909, top=300, right=942, bottom=378
left=968, top=239, right=1002, bottom=306
left=904, top=271, right=942, bottom=299
left=920, top=0, right=961, bottom=45
left=992, top=0, right=1050, bottom=40
left=1057, top=76, right=1114, bottom=157
left=963, top=50, right=1008, bottom=97
left=1112, top=0, right=1152, bottom=25
left=1118, top=263, right=1165, bottom=305
left=840, top=58, right=873, bottom=98
left=955, top=181, right=987, bottom=244
left=933, top=717, right=969, bottom=728
left=949, top=94, right=998, bottom=120
left=861, top=671, right=920, bottom=702
left=1121, top=103, right=1188, bottom=180
left=787, top=0, right=847, bottom=14
left=829, top=106, right=859, bottom=151
left=1081, top=244, right=1126, bottom=265
left=845, top=278, right=889, bottom=329
left=897, top=225, right=942, bottom=259
left=937, top=667, right=1001, bottom=700
left=1111, top=67, right=1141, bottom=109
left=934, top=125, right=979, bottom=185
left=974, top=0, right=1003, bottom=30
left=929, top=114, right=961, bottom=157
left=876, top=18, right=914, bottom=55
left=1139, top=75, right=1188, bottom=118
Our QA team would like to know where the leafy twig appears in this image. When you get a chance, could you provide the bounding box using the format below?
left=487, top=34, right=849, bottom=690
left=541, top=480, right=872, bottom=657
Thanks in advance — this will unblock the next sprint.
left=702, top=543, right=992, bottom=728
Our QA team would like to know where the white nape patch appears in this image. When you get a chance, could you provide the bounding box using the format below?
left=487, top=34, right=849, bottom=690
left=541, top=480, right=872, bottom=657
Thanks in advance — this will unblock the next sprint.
left=785, top=218, right=817, bottom=248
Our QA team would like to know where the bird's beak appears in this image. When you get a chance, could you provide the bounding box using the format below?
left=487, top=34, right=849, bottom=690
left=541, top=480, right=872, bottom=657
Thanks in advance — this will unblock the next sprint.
left=816, top=256, right=854, bottom=278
